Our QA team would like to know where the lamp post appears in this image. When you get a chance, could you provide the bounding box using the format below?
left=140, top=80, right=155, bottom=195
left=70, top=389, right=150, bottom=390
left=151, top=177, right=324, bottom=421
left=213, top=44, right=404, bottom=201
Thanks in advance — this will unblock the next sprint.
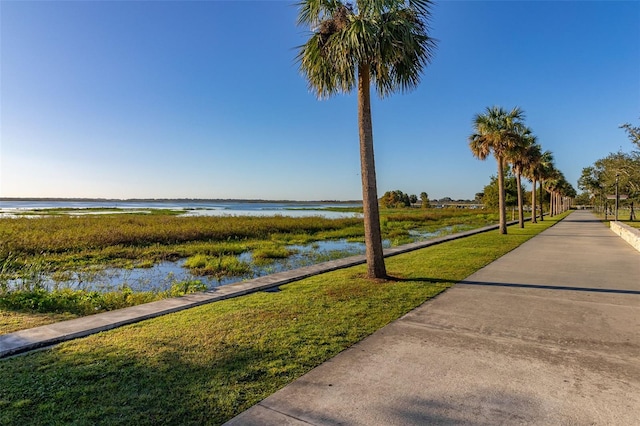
left=615, top=173, right=620, bottom=221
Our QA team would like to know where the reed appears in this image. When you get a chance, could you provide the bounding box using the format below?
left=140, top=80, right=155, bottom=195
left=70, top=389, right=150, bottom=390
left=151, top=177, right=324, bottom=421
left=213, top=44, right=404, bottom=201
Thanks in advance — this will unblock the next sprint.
left=0, top=215, right=360, bottom=256
left=183, top=254, right=252, bottom=278
left=252, top=245, right=294, bottom=261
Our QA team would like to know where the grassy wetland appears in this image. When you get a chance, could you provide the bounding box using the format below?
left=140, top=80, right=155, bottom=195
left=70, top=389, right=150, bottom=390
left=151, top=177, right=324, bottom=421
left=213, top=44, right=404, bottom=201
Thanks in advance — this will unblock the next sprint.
left=0, top=213, right=566, bottom=425
left=0, top=207, right=499, bottom=333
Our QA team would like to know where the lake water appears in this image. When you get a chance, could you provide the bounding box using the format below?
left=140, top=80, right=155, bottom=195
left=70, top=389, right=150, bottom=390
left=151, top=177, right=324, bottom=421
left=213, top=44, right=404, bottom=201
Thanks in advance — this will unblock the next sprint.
left=0, top=199, right=362, bottom=219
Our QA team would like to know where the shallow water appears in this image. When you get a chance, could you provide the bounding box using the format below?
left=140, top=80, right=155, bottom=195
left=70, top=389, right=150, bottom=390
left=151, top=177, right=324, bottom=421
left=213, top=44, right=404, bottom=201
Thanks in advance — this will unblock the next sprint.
left=6, top=238, right=389, bottom=293
left=7, top=224, right=470, bottom=293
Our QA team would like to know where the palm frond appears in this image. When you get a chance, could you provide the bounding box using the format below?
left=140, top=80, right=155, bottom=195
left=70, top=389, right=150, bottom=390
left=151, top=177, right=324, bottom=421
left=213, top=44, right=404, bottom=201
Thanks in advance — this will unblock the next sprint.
left=297, top=0, right=347, bottom=26
left=469, top=106, right=529, bottom=162
left=296, top=0, right=436, bottom=99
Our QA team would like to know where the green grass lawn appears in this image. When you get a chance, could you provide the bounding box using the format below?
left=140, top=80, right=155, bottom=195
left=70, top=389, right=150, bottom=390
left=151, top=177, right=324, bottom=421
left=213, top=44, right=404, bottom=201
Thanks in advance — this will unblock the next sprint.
left=0, top=311, right=78, bottom=334
left=594, top=211, right=640, bottom=229
left=623, top=220, right=640, bottom=229
left=0, top=214, right=566, bottom=425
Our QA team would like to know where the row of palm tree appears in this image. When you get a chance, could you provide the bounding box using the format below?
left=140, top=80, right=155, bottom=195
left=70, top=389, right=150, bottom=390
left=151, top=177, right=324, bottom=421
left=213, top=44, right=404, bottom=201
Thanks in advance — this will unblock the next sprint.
left=295, top=0, right=574, bottom=278
left=469, top=106, right=575, bottom=234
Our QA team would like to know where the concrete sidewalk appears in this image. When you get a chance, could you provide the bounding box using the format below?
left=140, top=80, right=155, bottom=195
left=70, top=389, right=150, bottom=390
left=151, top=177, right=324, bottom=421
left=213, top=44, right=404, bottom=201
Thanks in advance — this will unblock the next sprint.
left=225, top=211, right=640, bottom=425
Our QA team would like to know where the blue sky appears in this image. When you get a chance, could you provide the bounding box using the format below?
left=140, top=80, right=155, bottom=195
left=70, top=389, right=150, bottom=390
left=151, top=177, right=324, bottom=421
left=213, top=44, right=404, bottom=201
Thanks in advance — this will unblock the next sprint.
left=1, top=1, right=638, bottom=201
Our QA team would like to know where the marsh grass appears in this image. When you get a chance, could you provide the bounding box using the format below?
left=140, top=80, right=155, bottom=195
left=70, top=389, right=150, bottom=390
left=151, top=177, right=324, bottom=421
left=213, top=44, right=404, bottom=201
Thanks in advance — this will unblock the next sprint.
left=183, top=255, right=252, bottom=278
left=0, top=209, right=496, bottom=281
left=0, top=215, right=359, bottom=269
left=0, top=209, right=499, bottom=324
left=252, top=245, right=295, bottom=261
left=0, top=280, right=208, bottom=329
left=0, top=214, right=567, bottom=425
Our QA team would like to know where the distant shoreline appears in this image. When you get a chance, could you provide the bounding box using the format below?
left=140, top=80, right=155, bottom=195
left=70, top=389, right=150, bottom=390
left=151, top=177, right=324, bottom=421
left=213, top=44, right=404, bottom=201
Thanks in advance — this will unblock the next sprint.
left=0, top=197, right=362, bottom=205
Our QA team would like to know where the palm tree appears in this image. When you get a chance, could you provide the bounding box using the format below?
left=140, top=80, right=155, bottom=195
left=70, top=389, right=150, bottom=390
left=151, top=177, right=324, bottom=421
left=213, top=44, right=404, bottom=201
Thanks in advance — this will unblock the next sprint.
left=469, top=106, right=526, bottom=234
left=507, top=128, right=537, bottom=228
left=523, top=143, right=542, bottom=223
left=549, top=173, right=575, bottom=215
left=544, top=167, right=565, bottom=217
left=530, top=151, right=553, bottom=221
left=535, top=150, right=555, bottom=221
left=297, top=0, right=436, bottom=279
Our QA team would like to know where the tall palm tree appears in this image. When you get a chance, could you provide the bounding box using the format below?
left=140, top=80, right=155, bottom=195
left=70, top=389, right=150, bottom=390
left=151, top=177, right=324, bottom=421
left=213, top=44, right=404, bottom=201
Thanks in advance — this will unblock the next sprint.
left=532, top=151, right=555, bottom=221
left=469, top=106, right=526, bottom=234
left=508, top=128, right=537, bottom=228
left=523, top=143, right=542, bottom=223
left=536, top=150, right=555, bottom=221
left=550, top=174, right=574, bottom=215
left=544, top=167, right=563, bottom=217
left=297, top=0, right=436, bottom=279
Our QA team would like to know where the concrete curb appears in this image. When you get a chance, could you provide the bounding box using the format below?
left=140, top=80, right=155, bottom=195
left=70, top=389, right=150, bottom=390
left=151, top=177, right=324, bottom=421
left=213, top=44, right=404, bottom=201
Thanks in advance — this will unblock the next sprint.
left=0, top=219, right=524, bottom=359
left=610, top=221, right=640, bottom=252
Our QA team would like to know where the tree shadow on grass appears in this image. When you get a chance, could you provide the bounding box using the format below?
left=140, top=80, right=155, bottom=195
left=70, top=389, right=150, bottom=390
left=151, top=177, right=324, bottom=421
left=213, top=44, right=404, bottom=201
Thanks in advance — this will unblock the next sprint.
left=0, top=334, right=323, bottom=426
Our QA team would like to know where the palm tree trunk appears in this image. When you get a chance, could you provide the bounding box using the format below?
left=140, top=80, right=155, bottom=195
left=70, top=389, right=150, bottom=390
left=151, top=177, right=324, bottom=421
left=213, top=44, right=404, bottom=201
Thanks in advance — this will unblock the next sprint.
left=497, top=156, right=507, bottom=234
left=531, top=177, right=537, bottom=223
left=516, top=170, right=524, bottom=228
left=358, top=63, right=386, bottom=279
left=558, top=193, right=562, bottom=214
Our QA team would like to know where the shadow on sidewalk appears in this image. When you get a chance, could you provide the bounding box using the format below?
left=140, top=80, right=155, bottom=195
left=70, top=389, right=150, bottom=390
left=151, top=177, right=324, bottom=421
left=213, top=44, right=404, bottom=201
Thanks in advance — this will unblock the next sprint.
left=458, top=280, right=640, bottom=295
left=386, top=275, right=454, bottom=284
left=386, top=276, right=640, bottom=295
left=561, top=218, right=604, bottom=223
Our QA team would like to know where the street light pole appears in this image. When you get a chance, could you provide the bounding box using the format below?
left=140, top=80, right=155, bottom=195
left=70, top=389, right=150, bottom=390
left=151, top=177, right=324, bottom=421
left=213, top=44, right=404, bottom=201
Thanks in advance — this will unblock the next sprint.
left=615, top=173, right=620, bottom=221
